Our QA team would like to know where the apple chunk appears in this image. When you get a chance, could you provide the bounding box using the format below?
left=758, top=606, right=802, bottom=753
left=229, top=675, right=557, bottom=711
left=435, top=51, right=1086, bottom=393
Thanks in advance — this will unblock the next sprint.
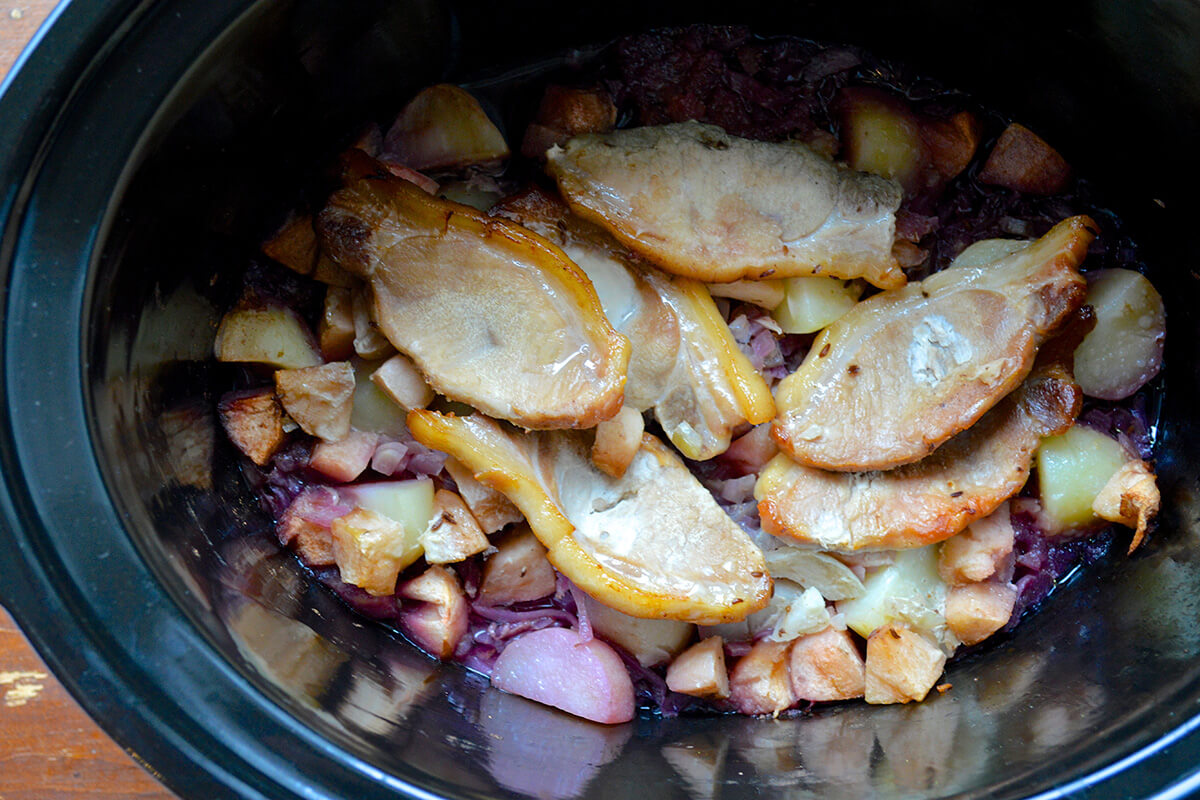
left=838, top=87, right=926, bottom=195
left=330, top=508, right=420, bottom=596
left=275, top=361, right=356, bottom=442
left=772, top=275, right=864, bottom=334
left=217, top=388, right=284, bottom=466
left=214, top=305, right=321, bottom=369
left=398, top=565, right=470, bottom=659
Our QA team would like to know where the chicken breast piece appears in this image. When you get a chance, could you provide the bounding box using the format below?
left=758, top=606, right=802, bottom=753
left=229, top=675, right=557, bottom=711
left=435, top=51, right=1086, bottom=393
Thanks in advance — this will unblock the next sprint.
left=546, top=121, right=905, bottom=288
left=317, top=165, right=630, bottom=430
left=757, top=351, right=1082, bottom=551
left=773, top=215, right=1094, bottom=472
left=495, top=187, right=774, bottom=459
left=408, top=410, right=771, bottom=624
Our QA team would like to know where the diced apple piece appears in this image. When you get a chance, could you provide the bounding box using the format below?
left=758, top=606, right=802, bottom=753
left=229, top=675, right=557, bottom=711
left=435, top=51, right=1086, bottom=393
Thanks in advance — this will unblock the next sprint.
left=706, top=279, right=786, bottom=309
left=330, top=508, right=421, bottom=596
left=491, top=627, right=635, bottom=724
left=949, top=238, right=1029, bottom=269
left=217, top=388, right=284, bottom=466
left=444, top=457, right=524, bottom=534
left=788, top=626, right=866, bottom=702
left=319, top=286, right=356, bottom=361
left=520, top=84, right=617, bottom=160
left=937, top=503, right=1015, bottom=585
left=275, top=361, right=355, bottom=442
left=478, top=524, right=558, bottom=605
left=398, top=565, right=469, bottom=658
left=920, top=111, right=982, bottom=182
left=592, top=406, right=644, bottom=478
left=838, top=87, right=926, bottom=194
left=351, top=285, right=396, bottom=360
left=371, top=353, right=434, bottom=412
left=771, top=276, right=864, bottom=334
left=384, top=84, right=511, bottom=171
left=666, top=636, right=729, bottom=698
left=1093, top=459, right=1160, bottom=553
left=728, top=640, right=796, bottom=715
left=723, top=424, right=779, bottom=474
left=763, top=548, right=865, bottom=601
left=579, top=594, right=694, bottom=667
left=1073, top=269, right=1166, bottom=400
left=310, top=429, right=379, bottom=483
left=278, top=491, right=340, bottom=566
left=838, top=545, right=948, bottom=641
left=944, top=582, right=1017, bottom=646
left=1037, top=425, right=1129, bottom=530
left=864, top=623, right=946, bottom=704
left=979, top=122, right=1071, bottom=195
left=340, top=479, right=436, bottom=546
left=421, top=489, right=490, bottom=564
left=214, top=306, right=321, bottom=369
left=349, top=359, right=409, bottom=436
left=261, top=213, right=318, bottom=275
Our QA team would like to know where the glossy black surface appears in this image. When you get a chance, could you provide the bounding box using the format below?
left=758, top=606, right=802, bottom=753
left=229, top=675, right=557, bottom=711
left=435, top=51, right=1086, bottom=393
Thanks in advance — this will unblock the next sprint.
left=0, top=1, right=1199, bottom=798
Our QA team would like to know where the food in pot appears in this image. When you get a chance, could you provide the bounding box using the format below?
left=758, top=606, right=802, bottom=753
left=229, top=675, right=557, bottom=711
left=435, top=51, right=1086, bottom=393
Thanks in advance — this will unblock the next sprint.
left=215, top=26, right=1165, bottom=725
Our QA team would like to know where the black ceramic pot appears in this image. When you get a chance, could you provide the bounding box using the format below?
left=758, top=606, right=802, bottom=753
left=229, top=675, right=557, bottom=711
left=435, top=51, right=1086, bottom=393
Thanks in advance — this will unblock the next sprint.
left=1, top=1, right=1199, bottom=798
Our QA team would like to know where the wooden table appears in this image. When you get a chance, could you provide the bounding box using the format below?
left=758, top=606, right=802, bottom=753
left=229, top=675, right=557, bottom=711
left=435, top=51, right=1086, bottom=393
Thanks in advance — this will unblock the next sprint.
left=1, top=2, right=176, bottom=797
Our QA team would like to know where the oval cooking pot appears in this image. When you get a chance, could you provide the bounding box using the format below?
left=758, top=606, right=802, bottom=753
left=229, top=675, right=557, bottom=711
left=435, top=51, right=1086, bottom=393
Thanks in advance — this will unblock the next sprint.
left=1, top=1, right=1199, bottom=798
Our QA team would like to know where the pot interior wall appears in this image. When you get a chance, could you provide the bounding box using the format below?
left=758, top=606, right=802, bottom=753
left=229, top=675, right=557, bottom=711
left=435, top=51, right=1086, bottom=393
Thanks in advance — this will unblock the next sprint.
left=85, top=1, right=1200, bottom=798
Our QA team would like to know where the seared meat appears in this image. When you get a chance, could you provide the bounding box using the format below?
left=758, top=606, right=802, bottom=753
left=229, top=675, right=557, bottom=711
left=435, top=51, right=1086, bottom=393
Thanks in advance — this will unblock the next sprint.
left=773, top=215, right=1094, bottom=472
left=317, top=167, right=630, bottom=430
left=408, top=410, right=771, bottom=624
left=545, top=122, right=905, bottom=288
left=756, top=349, right=1083, bottom=551
left=495, top=187, right=774, bottom=459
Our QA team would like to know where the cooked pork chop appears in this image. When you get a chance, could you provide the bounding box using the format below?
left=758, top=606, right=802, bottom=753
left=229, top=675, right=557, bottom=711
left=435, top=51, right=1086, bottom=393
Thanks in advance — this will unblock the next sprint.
left=757, top=333, right=1085, bottom=551
left=545, top=121, right=905, bottom=288
left=773, top=215, right=1094, bottom=472
left=408, top=410, right=772, bottom=624
left=495, top=187, right=774, bottom=459
left=317, top=167, right=630, bottom=429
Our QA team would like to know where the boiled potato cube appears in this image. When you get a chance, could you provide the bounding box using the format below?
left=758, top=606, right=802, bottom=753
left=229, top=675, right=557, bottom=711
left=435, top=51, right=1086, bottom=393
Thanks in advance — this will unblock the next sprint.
left=838, top=545, right=947, bottom=642
left=1073, top=269, right=1166, bottom=401
left=214, top=306, right=321, bottom=369
left=838, top=87, right=926, bottom=194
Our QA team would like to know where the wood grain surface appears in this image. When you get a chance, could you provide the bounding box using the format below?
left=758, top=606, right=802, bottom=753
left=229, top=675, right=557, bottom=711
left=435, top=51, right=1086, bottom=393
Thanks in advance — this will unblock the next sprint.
left=1, top=2, right=177, bottom=798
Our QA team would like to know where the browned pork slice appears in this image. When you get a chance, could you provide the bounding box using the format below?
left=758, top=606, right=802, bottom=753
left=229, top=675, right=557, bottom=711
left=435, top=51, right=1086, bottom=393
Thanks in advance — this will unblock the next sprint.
left=408, top=410, right=771, bottom=624
left=545, top=121, right=906, bottom=288
left=317, top=167, right=630, bottom=430
left=495, top=187, right=774, bottom=459
left=773, top=215, right=1094, bottom=472
left=756, top=353, right=1082, bottom=551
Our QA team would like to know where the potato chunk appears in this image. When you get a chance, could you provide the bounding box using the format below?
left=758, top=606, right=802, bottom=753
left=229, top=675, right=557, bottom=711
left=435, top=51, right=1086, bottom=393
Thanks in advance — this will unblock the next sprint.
left=383, top=84, right=510, bottom=171
left=666, top=636, right=729, bottom=699
left=1073, top=269, right=1166, bottom=401
left=864, top=623, right=947, bottom=705
left=371, top=352, right=434, bottom=412
left=214, top=306, right=321, bottom=369
left=1036, top=424, right=1128, bottom=530
left=979, top=123, right=1071, bottom=195
left=944, top=582, right=1017, bottom=646
left=262, top=213, right=318, bottom=275
left=275, top=361, right=355, bottom=442
left=788, top=626, right=866, bottom=702
left=319, top=286, right=356, bottom=361
left=580, top=594, right=694, bottom=667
